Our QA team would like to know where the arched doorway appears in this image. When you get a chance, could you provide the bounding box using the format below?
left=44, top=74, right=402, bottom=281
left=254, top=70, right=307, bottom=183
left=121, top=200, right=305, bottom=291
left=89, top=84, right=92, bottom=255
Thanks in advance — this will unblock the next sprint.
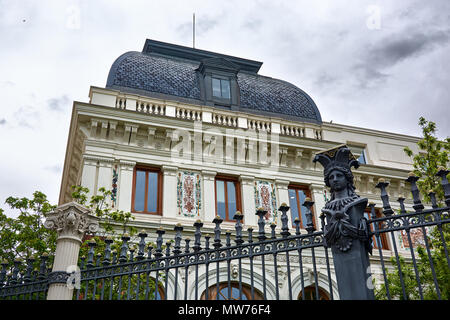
left=201, top=282, right=263, bottom=300
left=298, top=285, right=330, bottom=300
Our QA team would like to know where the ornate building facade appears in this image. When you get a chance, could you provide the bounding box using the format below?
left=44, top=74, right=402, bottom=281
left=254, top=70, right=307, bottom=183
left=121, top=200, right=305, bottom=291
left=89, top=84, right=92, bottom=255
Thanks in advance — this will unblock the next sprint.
left=58, top=39, right=422, bottom=299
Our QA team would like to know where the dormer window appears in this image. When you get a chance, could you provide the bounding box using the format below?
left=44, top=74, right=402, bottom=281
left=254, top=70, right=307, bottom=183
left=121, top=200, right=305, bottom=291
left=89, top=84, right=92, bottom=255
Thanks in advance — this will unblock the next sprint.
left=197, top=57, right=240, bottom=108
left=212, top=77, right=231, bottom=99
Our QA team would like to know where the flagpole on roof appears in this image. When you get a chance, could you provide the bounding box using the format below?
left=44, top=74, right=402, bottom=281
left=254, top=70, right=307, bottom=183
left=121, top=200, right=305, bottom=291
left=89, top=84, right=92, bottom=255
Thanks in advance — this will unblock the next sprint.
left=193, top=13, right=195, bottom=48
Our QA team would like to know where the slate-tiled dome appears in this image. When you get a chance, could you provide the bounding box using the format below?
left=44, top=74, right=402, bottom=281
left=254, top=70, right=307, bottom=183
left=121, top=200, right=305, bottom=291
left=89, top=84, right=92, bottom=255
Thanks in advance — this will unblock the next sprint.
left=107, top=51, right=202, bottom=101
left=106, top=41, right=322, bottom=124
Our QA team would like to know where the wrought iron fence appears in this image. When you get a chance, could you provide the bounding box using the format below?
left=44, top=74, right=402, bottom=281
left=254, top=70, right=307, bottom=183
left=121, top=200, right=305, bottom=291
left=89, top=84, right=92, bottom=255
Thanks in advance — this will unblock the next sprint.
left=1, top=169, right=449, bottom=300
left=0, top=254, right=51, bottom=300
left=73, top=205, right=335, bottom=300
left=368, top=170, right=450, bottom=300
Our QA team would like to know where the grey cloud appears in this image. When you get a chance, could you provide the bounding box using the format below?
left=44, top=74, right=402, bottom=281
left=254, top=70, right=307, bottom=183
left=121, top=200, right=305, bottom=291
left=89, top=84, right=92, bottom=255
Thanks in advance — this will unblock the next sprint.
left=13, top=106, right=40, bottom=129
left=176, top=21, right=191, bottom=38
left=176, top=13, right=221, bottom=38
left=0, top=118, right=6, bottom=125
left=242, top=18, right=262, bottom=31
left=314, top=72, right=339, bottom=90
left=368, top=29, right=450, bottom=69
left=48, top=95, right=69, bottom=112
left=196, top=16, right=219, bottom=35
left=349, top=27, right=450, bottom=88
left=352, top=64, right=390, bottom=89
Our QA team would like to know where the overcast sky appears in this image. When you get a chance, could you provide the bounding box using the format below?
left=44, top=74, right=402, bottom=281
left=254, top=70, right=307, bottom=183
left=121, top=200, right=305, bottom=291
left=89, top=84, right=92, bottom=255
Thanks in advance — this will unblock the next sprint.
left=0, top=0, right=449, bottom=217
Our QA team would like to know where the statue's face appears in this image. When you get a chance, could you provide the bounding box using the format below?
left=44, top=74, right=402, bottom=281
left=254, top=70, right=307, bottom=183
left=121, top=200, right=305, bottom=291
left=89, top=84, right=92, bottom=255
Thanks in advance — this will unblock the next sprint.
left=328, top=169, right=347, bottom=192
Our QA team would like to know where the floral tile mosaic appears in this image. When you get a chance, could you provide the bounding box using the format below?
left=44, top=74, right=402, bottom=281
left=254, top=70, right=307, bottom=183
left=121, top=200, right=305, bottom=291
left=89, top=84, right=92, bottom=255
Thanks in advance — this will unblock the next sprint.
left=254, top=180, right=278, bottom=224
left=177, top=171, right=202, bottom=217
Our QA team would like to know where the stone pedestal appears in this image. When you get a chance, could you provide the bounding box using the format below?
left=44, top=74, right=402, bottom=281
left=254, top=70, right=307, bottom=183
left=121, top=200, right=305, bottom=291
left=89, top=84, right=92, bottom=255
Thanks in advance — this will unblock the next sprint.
left=44, top=202, right=99, bottom=300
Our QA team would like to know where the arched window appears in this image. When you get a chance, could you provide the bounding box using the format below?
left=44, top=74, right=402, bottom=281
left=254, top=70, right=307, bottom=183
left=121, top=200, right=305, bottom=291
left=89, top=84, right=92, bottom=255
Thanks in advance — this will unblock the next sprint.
left=201, top=282, right=263, bottom=300
left=298, top=285, right=330, bottom=300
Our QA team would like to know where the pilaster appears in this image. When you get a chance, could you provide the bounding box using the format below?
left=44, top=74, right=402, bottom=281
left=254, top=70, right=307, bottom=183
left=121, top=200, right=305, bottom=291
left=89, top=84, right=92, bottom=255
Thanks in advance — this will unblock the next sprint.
left=162, top=165, right=178, bottom=219
left=80, top=156, right=97, bottom=200
left=202, top=170, right=217, bottom=223
left=275, top=179, right=290, bottom=226
left=240, top=175, right=256, bottom=227
left=117, top=160, right=136, bottom=212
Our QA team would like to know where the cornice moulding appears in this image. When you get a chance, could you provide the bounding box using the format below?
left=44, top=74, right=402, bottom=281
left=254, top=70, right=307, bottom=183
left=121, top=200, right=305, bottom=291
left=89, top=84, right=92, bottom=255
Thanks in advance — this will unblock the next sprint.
left=83, top=154, right=115, bottom=164
left=322, top=122, right=420, bottom=143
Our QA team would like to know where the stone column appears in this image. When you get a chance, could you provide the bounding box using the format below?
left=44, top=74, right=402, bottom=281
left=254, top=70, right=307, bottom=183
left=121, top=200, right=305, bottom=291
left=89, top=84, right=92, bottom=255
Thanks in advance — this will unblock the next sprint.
left=44, top=202, right=99, bottom=300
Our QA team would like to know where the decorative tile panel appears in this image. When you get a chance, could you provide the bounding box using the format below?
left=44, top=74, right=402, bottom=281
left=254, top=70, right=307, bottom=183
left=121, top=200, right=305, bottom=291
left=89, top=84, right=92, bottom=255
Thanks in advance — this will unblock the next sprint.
left=401, top=229, right=425, bottom=248
left=111, top=164, right=118, bottom=208
left=254, top=180, right=278, bottom=224
left=177, top=171, right=202, bottom=217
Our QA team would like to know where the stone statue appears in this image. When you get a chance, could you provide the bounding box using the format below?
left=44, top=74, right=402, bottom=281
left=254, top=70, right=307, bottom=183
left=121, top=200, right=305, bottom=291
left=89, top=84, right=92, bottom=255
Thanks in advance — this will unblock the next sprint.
left=314, top=145, right=371, bottom=253
left=313, top=144, right=374, bottom=299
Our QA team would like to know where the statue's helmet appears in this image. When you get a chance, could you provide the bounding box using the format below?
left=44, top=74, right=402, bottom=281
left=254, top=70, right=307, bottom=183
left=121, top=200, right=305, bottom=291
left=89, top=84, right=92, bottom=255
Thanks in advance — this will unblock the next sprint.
left=313, top=145, right=360, bottom=188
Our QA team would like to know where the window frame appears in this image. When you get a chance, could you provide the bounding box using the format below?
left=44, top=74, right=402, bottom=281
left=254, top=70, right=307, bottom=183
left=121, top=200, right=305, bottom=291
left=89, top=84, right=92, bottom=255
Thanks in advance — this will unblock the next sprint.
left=131, top=166, right=163, bottom=215
left=201, top=282, right=263, bottom=300
left=364, top=207, right=390, bottom=250
left=287, top=185, right=316, bottom=229
left=357, top=149, right=367, bottom=164
left=210, top=75, right=232, bottom=106
left=298, top=286, right=330, bottom=300
left=214, top=175, right=242, bottom=222
left=212, top=77, right=231, bottom=99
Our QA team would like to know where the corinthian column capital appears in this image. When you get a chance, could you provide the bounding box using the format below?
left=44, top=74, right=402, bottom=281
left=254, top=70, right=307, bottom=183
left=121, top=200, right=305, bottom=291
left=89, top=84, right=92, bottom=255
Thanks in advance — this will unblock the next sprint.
left=44, top=202, right=100, bottom=243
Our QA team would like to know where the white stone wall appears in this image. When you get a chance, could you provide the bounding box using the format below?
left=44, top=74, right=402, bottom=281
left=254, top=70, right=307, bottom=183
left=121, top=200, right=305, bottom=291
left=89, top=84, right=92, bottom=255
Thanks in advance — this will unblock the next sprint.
left=67, top=91, right=422, bottom=231
left=57, top=88, right=425, bottom=298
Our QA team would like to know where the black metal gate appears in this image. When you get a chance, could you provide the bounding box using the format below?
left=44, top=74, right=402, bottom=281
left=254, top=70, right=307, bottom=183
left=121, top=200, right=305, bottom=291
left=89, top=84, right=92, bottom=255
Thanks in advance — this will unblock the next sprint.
left=1, top=171, right=449, bottom=300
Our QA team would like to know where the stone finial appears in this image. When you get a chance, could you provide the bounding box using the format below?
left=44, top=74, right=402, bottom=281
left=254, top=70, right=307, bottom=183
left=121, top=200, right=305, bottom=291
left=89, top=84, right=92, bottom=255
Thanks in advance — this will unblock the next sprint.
left=44, top=202, right=100, bottom=242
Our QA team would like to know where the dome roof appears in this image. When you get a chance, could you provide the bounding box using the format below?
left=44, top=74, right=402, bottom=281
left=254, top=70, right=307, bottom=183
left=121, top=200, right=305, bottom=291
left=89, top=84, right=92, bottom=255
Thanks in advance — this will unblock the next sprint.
left=106, top=40, right=322, bottom=124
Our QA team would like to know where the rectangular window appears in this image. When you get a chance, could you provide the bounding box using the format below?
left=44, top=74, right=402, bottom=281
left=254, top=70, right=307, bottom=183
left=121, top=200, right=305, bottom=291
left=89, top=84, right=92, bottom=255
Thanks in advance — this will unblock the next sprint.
left=357, top=149, right=367, bottom=164
left=288, top=185, right=315, bottom=228
left=212, top=78, right=222, bottom=98
left=220, top=79, right=230, bottom=99
left=364, top=209, right=389, bottom=250
left=215, top=176, right=241, bottom=221
left=212, top=77, right=231, bottom=99
left=132, top=166, right=162, bottom=214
